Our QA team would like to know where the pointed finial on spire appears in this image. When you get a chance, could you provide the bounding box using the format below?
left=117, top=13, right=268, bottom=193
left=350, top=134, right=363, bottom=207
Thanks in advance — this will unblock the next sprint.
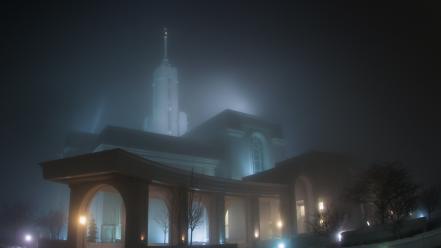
left=163, top=27, right=168, bottom=62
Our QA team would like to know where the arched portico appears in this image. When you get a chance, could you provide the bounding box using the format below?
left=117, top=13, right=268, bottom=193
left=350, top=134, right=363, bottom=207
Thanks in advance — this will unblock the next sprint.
left=43, top=149, right=290, bottom=248
left=67, top=176, right=149, bottom=248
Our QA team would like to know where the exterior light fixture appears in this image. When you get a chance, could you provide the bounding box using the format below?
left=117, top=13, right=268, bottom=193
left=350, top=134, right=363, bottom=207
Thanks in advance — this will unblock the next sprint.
left=24, top=234, right=33, bottom=242
left=277, top=220, right=283, bottom=229
left=181, top=235, right=185, bottom=241
left=254, top=230, right=259, bottom=238
left=140, top=234, right=145, bottom=241
left=79, top=215, right=87, bottom=226
left=337, top=231, right=343, bottom=242
left=366, top=220, right=370, bottom=226
left=318, top=201, right=325, bottom=212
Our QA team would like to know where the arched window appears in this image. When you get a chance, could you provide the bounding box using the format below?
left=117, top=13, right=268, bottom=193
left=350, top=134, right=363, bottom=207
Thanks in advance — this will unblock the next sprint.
left=251, top=135, right=264, bottom=173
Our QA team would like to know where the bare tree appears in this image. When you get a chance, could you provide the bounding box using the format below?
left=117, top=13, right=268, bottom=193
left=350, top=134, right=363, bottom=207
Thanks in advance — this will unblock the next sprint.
left=37, top=210, right=66, bottom=240
left=187, top=189, right=204, bottom=247
left=308, top=202, right=347, bottom=236
left=154, top=207, right=169, bottom=244
left=0, top=202, right=34, bottom=245
left=169, top=169, right=204, bottom=248
left=186, top=169, right=205, bottom=247
left=346, top=161, right=419, bottom=234
left=420, top=185, right=441, bottom=220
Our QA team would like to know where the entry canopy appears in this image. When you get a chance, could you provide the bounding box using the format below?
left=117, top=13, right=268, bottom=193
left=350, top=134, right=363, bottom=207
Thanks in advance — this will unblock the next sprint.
left=41, top=148, right=287, bottom=196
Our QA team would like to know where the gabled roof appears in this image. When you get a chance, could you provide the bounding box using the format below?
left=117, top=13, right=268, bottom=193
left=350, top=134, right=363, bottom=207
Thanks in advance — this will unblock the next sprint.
left=64, top=125, right=222, bottom=159
left=64, top=109, right=283, bottom=160
left=41, top=149, right=287, bottom=195
left=96, top=126, right=221, bottom=158
left=185, top=109, right=283, bottom=140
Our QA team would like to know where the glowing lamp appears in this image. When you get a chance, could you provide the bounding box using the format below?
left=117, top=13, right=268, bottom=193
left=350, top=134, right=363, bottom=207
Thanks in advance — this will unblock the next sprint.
left=318, top=201, right=325, bottom=211
left=24, top=234, right=32, bottom=242
left=79, top=215, right=87, bottom=226
left=277, top=220, right=283, bottom=229
left=277, top=242, right=285, bottom=248
left=254, top=230, right=259, bottom=238
left=337, top=231, right=343, bottom=242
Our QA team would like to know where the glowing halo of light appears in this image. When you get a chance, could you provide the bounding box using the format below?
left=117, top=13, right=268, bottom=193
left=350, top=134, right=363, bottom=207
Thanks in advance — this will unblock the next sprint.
left=24, top=234, right=33, bottom=242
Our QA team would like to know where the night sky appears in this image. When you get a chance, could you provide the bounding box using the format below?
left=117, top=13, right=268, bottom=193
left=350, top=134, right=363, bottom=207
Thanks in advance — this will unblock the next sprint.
left=1, top=1, right=440, bottom=212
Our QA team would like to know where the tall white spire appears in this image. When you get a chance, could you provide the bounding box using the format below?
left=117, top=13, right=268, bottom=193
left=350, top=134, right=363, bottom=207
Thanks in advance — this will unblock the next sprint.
left=144, top=27, right=188, bottom=136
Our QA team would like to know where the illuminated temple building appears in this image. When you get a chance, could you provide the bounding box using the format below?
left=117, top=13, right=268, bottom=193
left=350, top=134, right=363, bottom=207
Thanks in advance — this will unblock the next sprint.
left=41, top=29, right=360, bottom=248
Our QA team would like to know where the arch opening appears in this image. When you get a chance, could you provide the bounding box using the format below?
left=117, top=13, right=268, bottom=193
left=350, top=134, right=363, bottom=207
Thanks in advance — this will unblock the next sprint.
left=225, top=196, right=246, bottom=244
left=82, top=185, right=125, bottom=248
left=148, top=198, right=170, bottom=245
left=188, top=201, right=209, bottom=244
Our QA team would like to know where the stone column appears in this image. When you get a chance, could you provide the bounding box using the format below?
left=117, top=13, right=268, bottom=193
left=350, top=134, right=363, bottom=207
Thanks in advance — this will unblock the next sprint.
left=118, top=178, right=149, bottom=248
left=211, top=193, right=225, bottom=244
left=246, top=196, right=259, bottom=246
left=66, top=183, right=91, bottom=248
left=170, top=186, right=188, bottom=246
left=290, top=183, right=298, bottom=235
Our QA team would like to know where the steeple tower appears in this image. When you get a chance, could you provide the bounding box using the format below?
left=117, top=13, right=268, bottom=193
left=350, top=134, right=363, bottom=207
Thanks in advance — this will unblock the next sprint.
left=143, top=28, right=188, bottom=136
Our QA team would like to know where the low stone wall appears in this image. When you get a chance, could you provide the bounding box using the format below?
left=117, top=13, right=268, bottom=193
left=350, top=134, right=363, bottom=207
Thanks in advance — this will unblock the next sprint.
left=341, top=218, right=427, bottom=246
left=38, top=240, right=124, bottom=248
left=346, top=227, right=441, bottom=248
left=148, top=245, right=237, bottom=248
left=86, top=242, right=124, bottom=248
left=37, top=240, right=236, bottom=248
left=37, top=239, right=69, bottom=248
left=254, top=235, right=337, bottom=248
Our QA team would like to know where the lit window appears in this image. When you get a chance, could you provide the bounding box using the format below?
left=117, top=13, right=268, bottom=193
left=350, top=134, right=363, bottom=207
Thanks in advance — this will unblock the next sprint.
left=225, top=210, right=229, bottom=239
left=299, top=205, right=305, bottom=217
left=251, top=136, right=264, bottom=173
